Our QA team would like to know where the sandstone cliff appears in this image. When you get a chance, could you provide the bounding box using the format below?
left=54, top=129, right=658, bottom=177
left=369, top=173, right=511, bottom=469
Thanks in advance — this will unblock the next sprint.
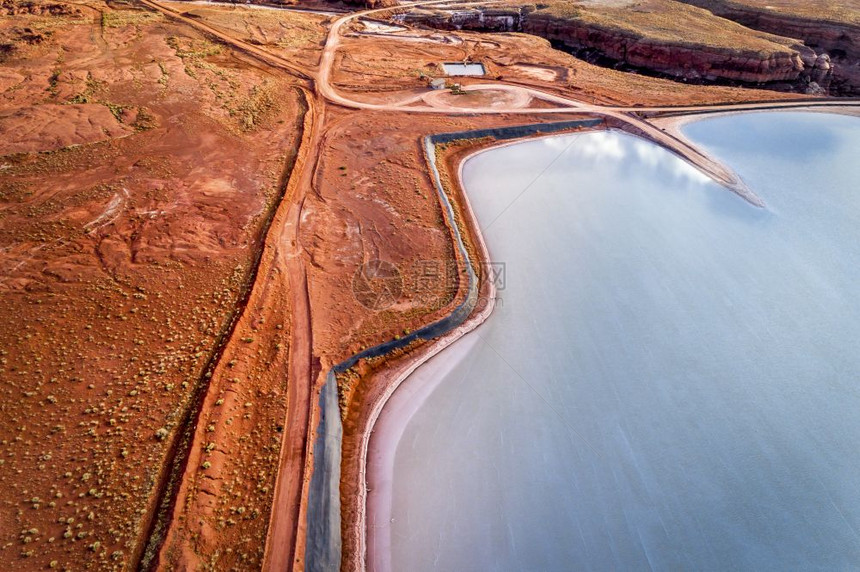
left=397, top=0, right=837, bottom=89
left=522, top=6, right=810, bottom=83
left=678, top=0, right=858, bottom=93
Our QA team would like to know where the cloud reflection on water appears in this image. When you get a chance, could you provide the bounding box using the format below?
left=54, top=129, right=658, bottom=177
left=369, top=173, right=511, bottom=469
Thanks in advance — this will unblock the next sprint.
left=542, top=130, right=713, bottom=187
left=388, top=113, right=860, bottom=572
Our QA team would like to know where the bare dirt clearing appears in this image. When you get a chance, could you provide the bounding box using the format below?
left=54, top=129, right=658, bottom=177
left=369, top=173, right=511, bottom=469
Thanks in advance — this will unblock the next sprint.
left=0, top=104, right=133, bottom=154
left=2, top=0, right=856, bottom=570
left=0, top=1, right=302, bottom=569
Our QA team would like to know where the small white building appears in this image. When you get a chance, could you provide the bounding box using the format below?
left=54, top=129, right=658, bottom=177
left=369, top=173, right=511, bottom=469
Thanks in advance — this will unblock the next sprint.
left=429, top=78, right=447, bottom=90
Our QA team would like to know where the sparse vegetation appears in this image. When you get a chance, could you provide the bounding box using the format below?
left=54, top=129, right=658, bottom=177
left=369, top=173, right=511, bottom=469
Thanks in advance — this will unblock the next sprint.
left=0, top=2, right=303, bottom=569
left=532, top=0, right=800, bottom=55
left=101, top=10, right=162, bottom=30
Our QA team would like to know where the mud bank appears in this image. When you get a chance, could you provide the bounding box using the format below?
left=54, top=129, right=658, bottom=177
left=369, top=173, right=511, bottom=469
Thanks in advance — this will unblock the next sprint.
left=304, top=118, right=602, bottom=571
left=601, top=115, right=765, bottom=207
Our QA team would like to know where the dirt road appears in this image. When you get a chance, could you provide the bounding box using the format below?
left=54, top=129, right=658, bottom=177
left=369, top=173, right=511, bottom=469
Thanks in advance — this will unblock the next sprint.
left=130, top=1, right=860, bottom=569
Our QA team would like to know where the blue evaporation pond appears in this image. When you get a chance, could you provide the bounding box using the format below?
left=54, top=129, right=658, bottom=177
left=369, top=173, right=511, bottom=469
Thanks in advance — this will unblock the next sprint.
left=376, top=112, right=860, bottom=571
left=442, top=62, right=486, bottom=76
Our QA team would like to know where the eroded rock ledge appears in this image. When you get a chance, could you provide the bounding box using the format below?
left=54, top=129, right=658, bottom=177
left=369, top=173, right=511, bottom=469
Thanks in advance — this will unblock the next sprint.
left=395, top=1, right=838, bottom=91
left=677, top=0, right=859, bottom=94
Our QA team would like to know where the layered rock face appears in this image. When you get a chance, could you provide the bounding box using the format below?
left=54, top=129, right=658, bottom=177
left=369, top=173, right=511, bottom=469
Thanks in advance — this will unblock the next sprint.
left=522, top=10, right=807, bottom=83
left=399, top=6, right=525, bottom=32
left=679, top=0, right=858, bottom=58
left=397, top=1, right=838, bottom=89
left=678, top=0, right=858, bottom=93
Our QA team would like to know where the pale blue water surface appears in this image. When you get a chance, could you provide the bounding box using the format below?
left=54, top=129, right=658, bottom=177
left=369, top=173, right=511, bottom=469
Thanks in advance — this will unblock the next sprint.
left=377, top=112, right=860, bottom=571
left=442, top=62, right=487, bottom=76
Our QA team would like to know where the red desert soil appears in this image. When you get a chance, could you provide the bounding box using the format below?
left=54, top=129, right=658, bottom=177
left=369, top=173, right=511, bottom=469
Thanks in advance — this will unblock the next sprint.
left=1, top=0, right=843, bottom=570
left=161, top=0, right=330, bottom=71
left=0, top=103, right=133, bottom=154
left=0, top=0, right=304, bottom=569
left=333, top=24, right=805, bottom=105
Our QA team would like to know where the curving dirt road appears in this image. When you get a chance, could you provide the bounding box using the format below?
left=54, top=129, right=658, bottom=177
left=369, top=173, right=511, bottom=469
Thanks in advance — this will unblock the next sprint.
left=313, top=0, right=860, bottom=204
left=144, top=0, right=860, bottom=202
left=133, top=1, right=860, bottom=569
left=140, top=0, right=313, bottom=80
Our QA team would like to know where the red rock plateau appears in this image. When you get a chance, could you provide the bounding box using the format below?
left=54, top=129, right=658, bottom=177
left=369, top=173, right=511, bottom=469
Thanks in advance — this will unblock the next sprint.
left=679, top=0, right=860, bottom=93
left=398, top=0, right=854, bottom=93
left=0, top=0, right=855, bottom=571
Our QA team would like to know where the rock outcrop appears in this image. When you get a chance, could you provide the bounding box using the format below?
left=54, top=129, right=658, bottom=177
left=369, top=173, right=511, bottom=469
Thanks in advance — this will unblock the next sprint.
left=396, top=1, right=839, bottom=89
left=679, top=0, right=858, bottom=58
left=522, top=10, right=808, bottom=83
left=399, top=6, right=524, bottom=33
left=677, top=0, right=858, bottom=93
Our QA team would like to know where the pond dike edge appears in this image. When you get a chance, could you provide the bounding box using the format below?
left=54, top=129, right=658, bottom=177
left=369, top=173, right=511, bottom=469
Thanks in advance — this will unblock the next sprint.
left=304, top=117, right=603, bottom=571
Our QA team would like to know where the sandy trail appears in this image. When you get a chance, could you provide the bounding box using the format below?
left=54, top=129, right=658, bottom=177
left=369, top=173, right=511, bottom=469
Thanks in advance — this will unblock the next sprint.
left=143, top=0, right=860, bottom=199
left=128, top=0, right=860, bottom=568
left=145, top=0, right=860, bottom=204
left=140, top=0, right=313, bottom=78
left=262, top=98, right=326, bottom=572
left=315, top=2, right=860, bottom=204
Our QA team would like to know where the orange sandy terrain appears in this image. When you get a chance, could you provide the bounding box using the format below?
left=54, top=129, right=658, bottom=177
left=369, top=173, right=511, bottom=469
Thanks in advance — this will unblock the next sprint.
left=0, top=0, right=303, bottom=569
left=334, top=19, right=805, bottom=106
left=1, top=0, right=853, bottom=571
